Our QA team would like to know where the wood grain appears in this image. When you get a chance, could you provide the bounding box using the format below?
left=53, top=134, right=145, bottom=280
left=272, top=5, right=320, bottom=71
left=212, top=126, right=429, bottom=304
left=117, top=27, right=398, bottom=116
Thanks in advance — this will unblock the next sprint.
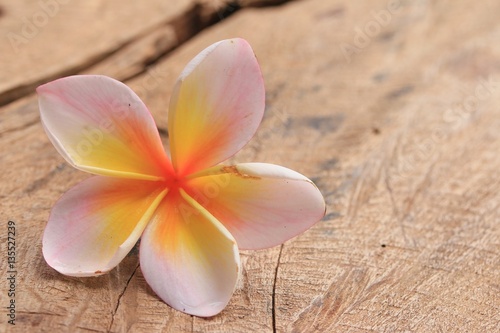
left=0, top=0, right=283, bottom=107
left=1, top=0, right=499, bottom=332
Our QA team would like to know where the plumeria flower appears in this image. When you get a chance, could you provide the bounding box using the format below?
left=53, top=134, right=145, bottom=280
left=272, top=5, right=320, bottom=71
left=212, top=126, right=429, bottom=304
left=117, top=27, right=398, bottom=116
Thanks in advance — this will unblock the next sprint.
left=37, top=38, right=325, bottom=317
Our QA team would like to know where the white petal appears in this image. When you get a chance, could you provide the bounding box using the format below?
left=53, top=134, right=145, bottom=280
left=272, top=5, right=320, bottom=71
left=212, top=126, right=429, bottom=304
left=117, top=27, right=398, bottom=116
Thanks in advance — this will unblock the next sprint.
left=187, top=163, right=326, bottom=249
left=140, top=190, right=240, bottom=316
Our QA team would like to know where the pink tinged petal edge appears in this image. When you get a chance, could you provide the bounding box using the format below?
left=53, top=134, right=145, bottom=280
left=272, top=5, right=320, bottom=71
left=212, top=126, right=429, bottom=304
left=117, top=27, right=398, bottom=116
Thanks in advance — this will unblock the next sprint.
left=37, top=75, right=171, bottom=180
left=43, top=177, right=167, bottom=277
left=168, top=38, right=265, bottom=176
left=187, top=163, right=326, bottom=250
left=140, top=189, right=240, bottom=317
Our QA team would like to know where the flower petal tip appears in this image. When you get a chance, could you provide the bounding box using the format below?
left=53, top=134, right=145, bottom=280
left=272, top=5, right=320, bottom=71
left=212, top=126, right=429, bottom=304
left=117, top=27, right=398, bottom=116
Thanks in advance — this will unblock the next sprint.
left=175, top=300, right=227, bottom=318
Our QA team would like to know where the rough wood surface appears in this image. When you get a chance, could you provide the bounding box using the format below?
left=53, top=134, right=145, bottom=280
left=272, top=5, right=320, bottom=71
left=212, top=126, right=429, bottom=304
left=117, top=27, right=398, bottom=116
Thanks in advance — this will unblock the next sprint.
left=0, top=0, right=282, bottom=106
left=1, top=0, right=499, bottom=332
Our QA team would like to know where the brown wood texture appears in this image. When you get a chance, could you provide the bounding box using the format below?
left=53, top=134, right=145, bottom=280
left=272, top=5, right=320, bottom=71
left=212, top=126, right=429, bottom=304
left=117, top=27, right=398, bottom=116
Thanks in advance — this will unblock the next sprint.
left=1, top=0, right=499, bottom=332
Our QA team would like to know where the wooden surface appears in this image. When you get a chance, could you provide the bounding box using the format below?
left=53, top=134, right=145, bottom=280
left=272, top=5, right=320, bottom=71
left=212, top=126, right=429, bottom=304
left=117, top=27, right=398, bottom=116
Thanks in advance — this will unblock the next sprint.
left=1, top=0, right=499, bottom=332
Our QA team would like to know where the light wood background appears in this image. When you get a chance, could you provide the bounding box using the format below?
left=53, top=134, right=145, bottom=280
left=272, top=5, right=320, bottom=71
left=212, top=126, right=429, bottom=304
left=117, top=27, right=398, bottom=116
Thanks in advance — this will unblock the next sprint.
left=1, top=0, right=499, bottom=332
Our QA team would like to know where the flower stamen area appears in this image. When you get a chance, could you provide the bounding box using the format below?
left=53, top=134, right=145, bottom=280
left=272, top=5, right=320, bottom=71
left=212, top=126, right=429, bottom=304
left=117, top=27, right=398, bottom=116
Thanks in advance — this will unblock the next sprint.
left=163, top=173, right=185, bottom=192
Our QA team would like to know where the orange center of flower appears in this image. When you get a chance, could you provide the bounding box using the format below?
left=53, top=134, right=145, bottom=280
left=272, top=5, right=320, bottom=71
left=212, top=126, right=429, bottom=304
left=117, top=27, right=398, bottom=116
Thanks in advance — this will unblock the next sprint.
left=159, top=161, right=195, bottom=198
left=164, top=173, right=186, bottom=193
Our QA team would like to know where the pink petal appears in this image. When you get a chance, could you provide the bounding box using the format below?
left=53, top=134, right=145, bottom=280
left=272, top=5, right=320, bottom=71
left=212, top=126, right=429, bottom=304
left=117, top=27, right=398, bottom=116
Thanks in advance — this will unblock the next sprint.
left=43, top=177, right=167, bottom=276
left=186, top=163, right=326, bottom=250
left=140, top=190, right=240, bottom=317
left=168, top=38, right=265, bottom=176
left=37, top=75, right=172, bottom=180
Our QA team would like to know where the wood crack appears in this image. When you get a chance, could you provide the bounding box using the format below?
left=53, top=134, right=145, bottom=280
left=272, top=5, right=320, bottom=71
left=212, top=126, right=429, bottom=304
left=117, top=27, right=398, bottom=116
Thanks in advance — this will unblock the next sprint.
left=0, top=3, right=203, bottom=107
left=107, top=264, right=139, bottom=333
left=0, top=117, right=39, bottom=138
left=24, top=163, right=66, bottom=193
left=0, top=0, right=299, bottom=108
left=272, top=244, right=284, bottom=333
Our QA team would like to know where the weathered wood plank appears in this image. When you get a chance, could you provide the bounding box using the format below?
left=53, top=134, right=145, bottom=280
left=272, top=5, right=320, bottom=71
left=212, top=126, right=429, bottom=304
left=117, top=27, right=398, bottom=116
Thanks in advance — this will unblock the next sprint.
left=1, top=0, right=499, bottom=332
left=0, top=0, right=297, bottom=107
left=0, top=0, right=195, bottom=106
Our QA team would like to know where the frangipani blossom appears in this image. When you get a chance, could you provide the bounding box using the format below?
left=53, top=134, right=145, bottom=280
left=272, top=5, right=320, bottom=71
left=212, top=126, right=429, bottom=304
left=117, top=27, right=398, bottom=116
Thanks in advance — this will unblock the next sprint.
left=38, top=38, right=325, bottom=317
